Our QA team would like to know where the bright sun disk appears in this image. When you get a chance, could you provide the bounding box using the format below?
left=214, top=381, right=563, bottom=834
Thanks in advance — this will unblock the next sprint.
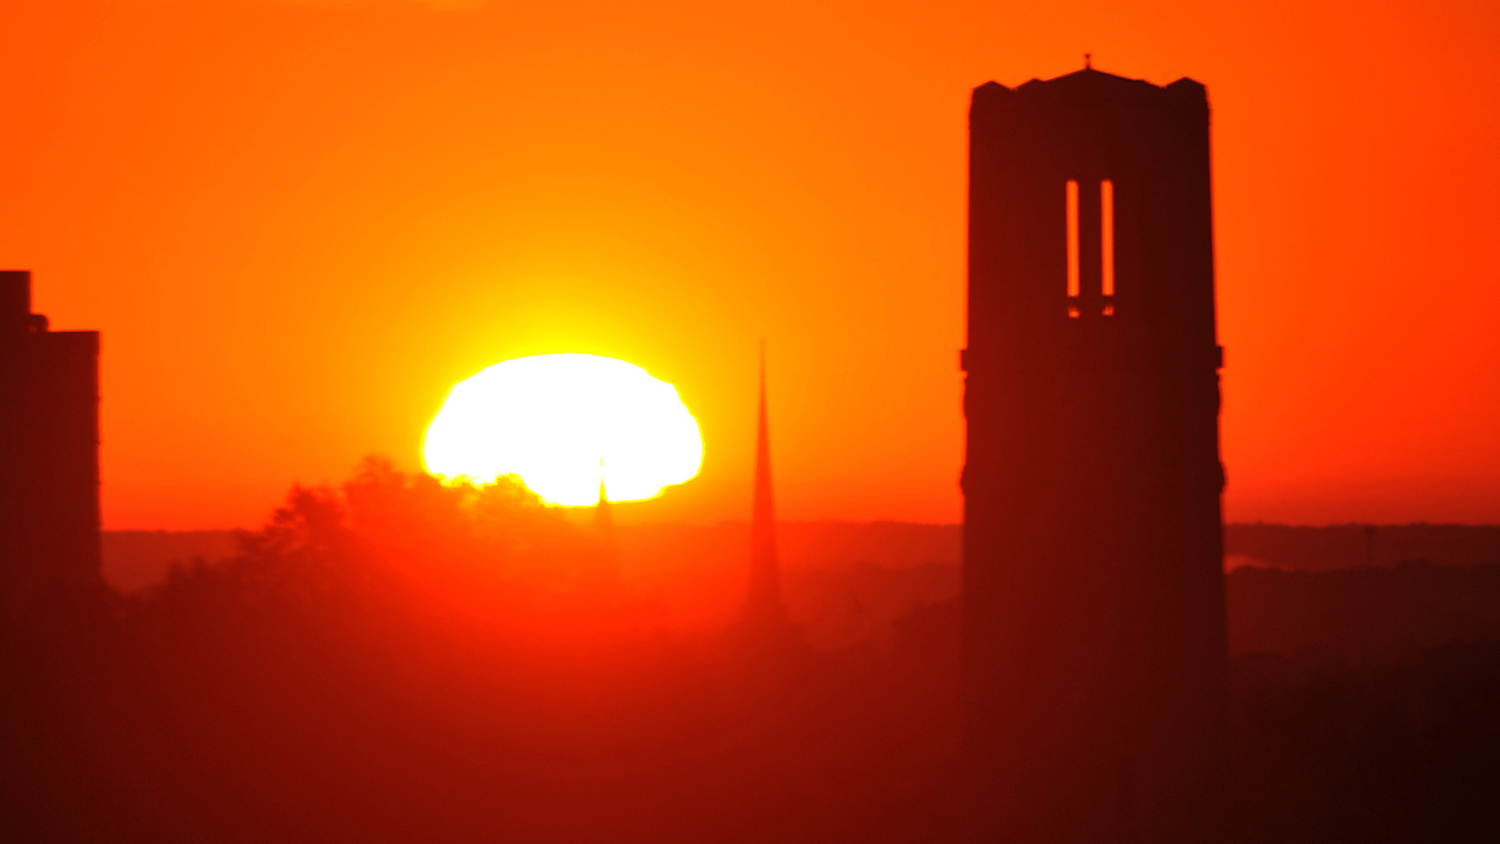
left=422, top=353, right=702, bottom=506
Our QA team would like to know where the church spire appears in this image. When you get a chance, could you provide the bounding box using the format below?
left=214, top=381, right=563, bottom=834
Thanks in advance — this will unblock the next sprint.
left=746, top=343, right=785, bottom=624
left=594, top=459, right=613, bottom=537
left=589, top=459, right=622, bottom=587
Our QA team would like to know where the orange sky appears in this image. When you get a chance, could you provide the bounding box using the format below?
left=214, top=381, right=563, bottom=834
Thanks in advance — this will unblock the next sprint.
left=2, top=0, right=1497, bottom=529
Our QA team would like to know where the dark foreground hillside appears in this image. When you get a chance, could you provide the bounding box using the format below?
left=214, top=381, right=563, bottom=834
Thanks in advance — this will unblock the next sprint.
left=7, top=469, right=1498, bottom=842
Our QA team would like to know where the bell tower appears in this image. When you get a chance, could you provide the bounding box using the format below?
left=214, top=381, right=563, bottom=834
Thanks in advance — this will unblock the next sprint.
left=961, top=67, right=1228, bottom=843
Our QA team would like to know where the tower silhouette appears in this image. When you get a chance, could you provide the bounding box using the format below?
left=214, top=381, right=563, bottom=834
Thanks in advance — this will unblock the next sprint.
left=961, top=67, right=1228, bottom=842
left=744, top=347, right=785, bottom=626
left=0, top=271, right=102, bottom=615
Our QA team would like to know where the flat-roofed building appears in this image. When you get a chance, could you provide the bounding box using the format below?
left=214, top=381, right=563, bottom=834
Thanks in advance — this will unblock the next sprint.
left=0, top=270, right=101, bottom=614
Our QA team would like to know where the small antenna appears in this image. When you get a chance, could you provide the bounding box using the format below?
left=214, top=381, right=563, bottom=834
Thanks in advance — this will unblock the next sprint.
left=1084, top=53, right=1093, bottom=70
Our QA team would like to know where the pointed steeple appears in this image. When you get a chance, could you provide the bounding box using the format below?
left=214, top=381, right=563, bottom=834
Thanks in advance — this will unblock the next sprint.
left=588, top=459, right=622, bottom=587
left=746, top=343, right=785, bottom=624
left=594, top=459, right=613, bottom=537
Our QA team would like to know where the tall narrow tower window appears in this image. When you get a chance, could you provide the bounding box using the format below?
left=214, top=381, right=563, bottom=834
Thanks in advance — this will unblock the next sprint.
left=1101, top=179, right=1115, bottom=303
left=1066, top=179, right=1080, bottom=317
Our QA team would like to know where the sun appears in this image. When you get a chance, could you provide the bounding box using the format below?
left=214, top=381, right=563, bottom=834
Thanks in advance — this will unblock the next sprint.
left=422, top=354, right=703, bottom=506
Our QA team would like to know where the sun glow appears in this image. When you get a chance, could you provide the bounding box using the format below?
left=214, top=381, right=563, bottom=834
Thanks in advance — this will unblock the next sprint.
left=422, top=354, right=703, bottom=506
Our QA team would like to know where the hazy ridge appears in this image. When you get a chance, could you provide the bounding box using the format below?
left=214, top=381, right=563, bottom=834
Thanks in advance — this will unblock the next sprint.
left=106, top=521, right=1500, bottom=593
left=104, top=522, right=1500, bottom=658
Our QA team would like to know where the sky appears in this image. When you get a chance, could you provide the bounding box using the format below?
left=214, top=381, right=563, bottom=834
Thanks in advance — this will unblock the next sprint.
left=1, top=0, right=1497, bottom=529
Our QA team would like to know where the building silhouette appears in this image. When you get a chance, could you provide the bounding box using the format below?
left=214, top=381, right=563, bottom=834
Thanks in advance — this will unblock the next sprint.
left=961, top=67, right=1228, bottom=842
left=744, top=348, right=786, bottom=627
left=0, top=270, right=102, bottom=615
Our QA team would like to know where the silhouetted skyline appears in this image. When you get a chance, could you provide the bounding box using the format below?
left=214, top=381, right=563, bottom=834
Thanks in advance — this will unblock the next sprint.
left=1, top=30, right=1498, bottom=843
